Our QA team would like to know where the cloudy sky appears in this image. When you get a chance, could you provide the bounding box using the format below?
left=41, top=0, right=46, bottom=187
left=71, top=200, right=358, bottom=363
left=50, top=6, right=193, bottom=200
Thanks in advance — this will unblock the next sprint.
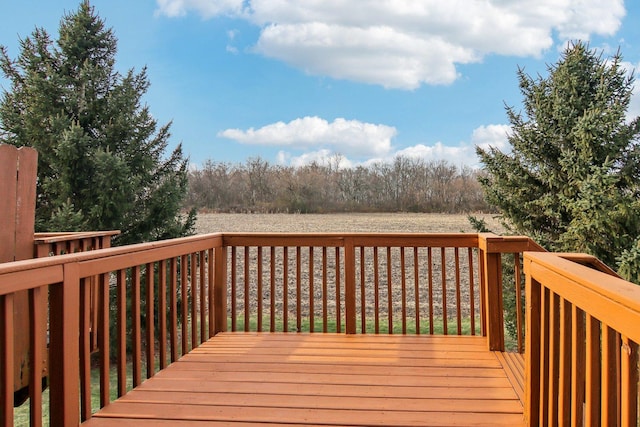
left=1, top=1, right=639, bottom=168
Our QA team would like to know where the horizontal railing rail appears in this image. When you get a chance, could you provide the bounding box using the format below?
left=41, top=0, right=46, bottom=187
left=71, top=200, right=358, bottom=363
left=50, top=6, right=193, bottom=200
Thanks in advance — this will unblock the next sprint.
left=524, top=252, right=640, bottom=426
left=1, top=231, right=541, bottom=426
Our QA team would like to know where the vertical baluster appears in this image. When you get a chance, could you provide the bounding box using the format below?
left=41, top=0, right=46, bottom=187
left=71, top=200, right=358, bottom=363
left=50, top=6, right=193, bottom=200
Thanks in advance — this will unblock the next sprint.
left=401, top=247, right=407, bottom=334
left=146, top=263, right=155, bottom=379
left=621, top=336, right=638, bottom=426
left=514, top=253, right=523, bottom=353
left=428, top=247, right=434, bottom=334
left=360, top=246, right=366, bottom=334
left=29, top=287, right=43, bottom=426
left=539, top=288, right=550, bottom=423
left=116, top=269, right=127, bottom=396
left=585, top=314, right=601, bottom=425
left=1, top=294, right=14, bottom=427
left=208, top=249, right=215, bottom=339
left=601, top=325, right=618, bottom=426
left=571, top=305, right=585, bottom=426
left=180, top=255, right=189, bottom=354
left=548, top=293, right=560, bottom=427
left=309, top=247, right=314, bottom=332
left=322, top=247, right=328, bottom=333
left=269, top=246, right=276, bottom=332
left=230, top=247, right=237, bottom=332
left=80, top=278, right=91, bottom=420
left=373, top=246, right=379, bottom=334
left=132, top=265, right=142, bottom=387
left=170, top=258, right=178, bottom=362
left=468, top=248, right=475, bottom=336
left=296, top=247, right=302, bottom=332
left=191, top=253, right=198, bottom=347
left=558, top=298, right=572, bottom=426
left=244, top=247, right=250, bottom=332
left=414, top=247, right=420, bottom=335
left=386, top=247, right=392, bottom=334
left=200, top=251, right=206, bottom=343
left=335, top=247, right=341, bottom=333
left=282, top=247, right=287, bottom=332
left=99, top=273, right=110, bottom=407
left=257, top=247, right=263, bottom=332
left=159, top=260, right=168, bottom=369
left=441, top=248, right=448, bottom=335
left=454, top=248, right=461, bottom=335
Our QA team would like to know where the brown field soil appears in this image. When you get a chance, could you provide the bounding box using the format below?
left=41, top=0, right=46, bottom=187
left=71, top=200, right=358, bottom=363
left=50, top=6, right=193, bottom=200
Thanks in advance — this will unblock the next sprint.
left=195, top=212, right=504, bottom=234
left=194, top=213, right=507, bottom=332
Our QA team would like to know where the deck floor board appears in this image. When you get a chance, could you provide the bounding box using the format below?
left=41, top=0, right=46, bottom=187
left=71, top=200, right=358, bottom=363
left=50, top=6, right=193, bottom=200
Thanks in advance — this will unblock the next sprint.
left=83, top=333, right=525, bottom=427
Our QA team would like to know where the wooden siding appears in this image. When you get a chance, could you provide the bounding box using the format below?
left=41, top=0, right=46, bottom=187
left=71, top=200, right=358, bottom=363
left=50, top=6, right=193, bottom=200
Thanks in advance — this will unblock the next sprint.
left=84, top=333, right=524, bottom=427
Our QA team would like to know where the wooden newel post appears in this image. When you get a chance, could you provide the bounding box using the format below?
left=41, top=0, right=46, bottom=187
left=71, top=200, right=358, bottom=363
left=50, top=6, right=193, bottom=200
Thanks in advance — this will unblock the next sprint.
left=0, top=145, right=47, bottom=398
left=479, top=234, right=505, bottom=351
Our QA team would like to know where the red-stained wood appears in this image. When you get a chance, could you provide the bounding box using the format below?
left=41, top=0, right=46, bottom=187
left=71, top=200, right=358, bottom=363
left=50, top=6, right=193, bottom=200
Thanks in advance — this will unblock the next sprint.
left=441, top=248, right=447, bottom=335
left=180, top=254, right=188, bottom=351
left=514, top=254, right=523, bottom=353
left=207, top=249, right=214, bottom=338
left=99, top=273, right=110, bottom=408
left=116, top=269, right=127, bottom=397
left=28, top=287, right=43, bottom=427
left=230, top=248, right=237, bottom=332
left=414, top=247, right=420, bottom=335
left=0, top=294, right=14, bottom=427
left=322, top=247, right=328, bottom=332
left=401, top=247, right=407, bottom=334
left=585, top=314, right=601, bottom=425
left=571, top=305, right=585, bottom=426
left=170, top=258, right=179, bottom=360
left=200, top=251, right=207, bottom=343
left=359, top=246, right=365, bottom=334
left=80, top=278, right=92, bottom=421
left=244, top=247, right=250, bottom=333
left=282, top=247, right=287, bottom=332
left=191, top=253, right=198, bottom=346
left=334, top=247, right=341, bottom=333
left=344, top=239, right=356, bottom=334
left=468, top=248, right=476, bottom=336
left=146, top=263, right=156, bottom=379
left=132, top=265, right=142, bottom=387
left=85, top=333, right=524, bottom=427
left=428, top=247, right=434, bottom=334
left=49, top=263, right=80, bottom=427
left=621, top=336, right=639, bottom=426
left=159, top=259, right=168, bottom=370
left=373, top=246, right=380, bottom=334
left=309, top=247, right=314, bottom=332
left=386, top=247, right=392, bottom=334
left=524, top=272, right=541, bottom=426
left=483, top=251, right=504, bottom=351
left=296, top=247, right=302, bottom=332
left=257, top=247, right=263, bottom=332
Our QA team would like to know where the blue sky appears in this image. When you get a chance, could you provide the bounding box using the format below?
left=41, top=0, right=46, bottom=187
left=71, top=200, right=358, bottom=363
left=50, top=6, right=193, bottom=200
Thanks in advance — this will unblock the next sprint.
left=1, top=1, right=639, bottom=169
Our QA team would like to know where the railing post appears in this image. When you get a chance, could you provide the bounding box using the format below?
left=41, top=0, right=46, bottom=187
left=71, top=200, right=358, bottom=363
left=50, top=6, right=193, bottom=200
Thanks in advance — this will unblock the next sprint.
left=479, top=234, right=505, bottom=351
left=49, top=262, right=80, bottom=426
left=524, top=256, right=541, bottom=426
left=213, top=245, right=228, bottom=334
left=344, top=238, right=356, bottom=334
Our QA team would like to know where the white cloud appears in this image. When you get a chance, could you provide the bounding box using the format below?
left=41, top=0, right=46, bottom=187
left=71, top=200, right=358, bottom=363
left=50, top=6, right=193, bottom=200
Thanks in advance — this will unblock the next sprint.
left=619, top=61, right=640, bottom=121
left=156, top=0, right=625, bottom=89
left=263, top=122, right=511, bottom=169
left=219, top=116, right=396, bottom=157
left=471, top=124, right=512, bottom=152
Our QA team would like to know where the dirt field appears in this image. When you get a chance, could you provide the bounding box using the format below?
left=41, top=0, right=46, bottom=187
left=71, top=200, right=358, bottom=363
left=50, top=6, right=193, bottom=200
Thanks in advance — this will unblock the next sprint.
left=195, top=212, right=504, bottom=234
left=194, top=213, right=506, bottom=334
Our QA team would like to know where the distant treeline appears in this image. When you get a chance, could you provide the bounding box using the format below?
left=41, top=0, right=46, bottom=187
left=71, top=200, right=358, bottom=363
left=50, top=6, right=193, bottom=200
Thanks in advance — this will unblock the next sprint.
left=186, top=156, right=491, bottom=214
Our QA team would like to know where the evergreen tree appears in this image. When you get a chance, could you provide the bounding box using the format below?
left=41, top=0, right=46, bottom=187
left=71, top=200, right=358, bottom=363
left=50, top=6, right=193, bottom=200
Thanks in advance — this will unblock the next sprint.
left=0, top=1, right=195, bottom=245
left=476, top=42, right=640, bottom=281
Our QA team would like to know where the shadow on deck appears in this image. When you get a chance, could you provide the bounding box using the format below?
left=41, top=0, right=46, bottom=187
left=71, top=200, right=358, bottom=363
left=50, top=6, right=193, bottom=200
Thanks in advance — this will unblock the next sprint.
left=84, top=333, right=524, bottom=427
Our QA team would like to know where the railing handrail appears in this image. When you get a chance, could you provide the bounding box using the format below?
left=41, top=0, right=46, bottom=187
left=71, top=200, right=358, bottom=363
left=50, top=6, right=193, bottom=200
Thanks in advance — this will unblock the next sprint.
left=0, top=233, right=223, bottom=288
left=525, top=251, right=640, bottom=342
left=34, top=230, right=121, bottom=244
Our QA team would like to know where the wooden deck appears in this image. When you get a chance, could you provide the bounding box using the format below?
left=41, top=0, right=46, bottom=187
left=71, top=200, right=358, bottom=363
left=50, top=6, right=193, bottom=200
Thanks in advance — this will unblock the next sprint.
left=83, top=333, right=524, bottom=427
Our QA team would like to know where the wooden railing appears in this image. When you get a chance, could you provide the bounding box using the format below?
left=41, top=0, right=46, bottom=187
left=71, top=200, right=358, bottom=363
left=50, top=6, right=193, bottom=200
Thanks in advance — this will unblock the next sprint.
left=0, top=231, right=586, bottom=427
left=524, top=252, right=640, bottom=426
